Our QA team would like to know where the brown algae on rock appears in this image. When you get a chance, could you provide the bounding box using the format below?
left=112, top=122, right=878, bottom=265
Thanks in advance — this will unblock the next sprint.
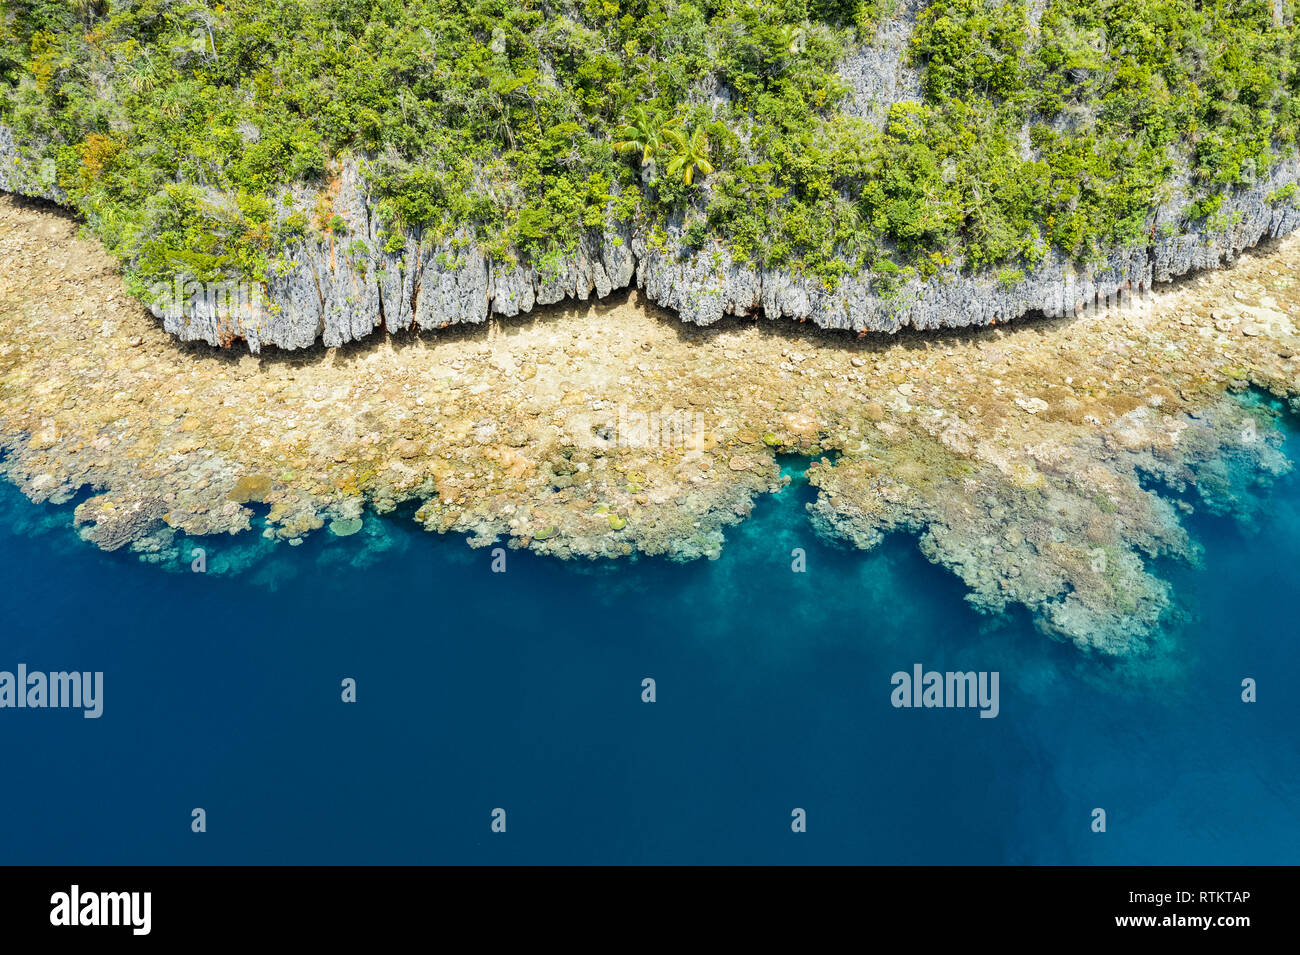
left=1, top=194, right=1297, bottom=654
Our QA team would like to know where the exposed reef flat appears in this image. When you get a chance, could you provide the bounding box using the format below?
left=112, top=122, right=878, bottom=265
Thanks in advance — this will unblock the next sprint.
left=2, top=193, right=1298, bottom=654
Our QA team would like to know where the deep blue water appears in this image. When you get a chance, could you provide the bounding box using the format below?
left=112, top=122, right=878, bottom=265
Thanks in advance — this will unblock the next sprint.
left=1, top=432, right=1298, bottom=864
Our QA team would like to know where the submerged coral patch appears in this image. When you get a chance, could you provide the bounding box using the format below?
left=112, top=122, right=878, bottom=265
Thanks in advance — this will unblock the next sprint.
left=329, top=517, right=364, bottom=537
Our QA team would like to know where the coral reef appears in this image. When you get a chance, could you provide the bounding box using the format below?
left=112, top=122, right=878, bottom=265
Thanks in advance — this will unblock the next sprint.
left=1, top=194, right=1297, bottom=654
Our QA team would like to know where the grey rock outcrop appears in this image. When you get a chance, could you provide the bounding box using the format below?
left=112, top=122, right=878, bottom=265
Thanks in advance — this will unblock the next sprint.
left=0, top=124, right=66, bottom=204
left=840, top=0, right=926, bottom=126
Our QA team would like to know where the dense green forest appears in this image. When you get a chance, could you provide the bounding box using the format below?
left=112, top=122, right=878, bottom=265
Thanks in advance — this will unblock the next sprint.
left=1, top=0, right=1298, bottom=298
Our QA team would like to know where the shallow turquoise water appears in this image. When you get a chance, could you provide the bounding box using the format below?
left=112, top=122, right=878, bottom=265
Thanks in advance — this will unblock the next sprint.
left=0, top=428, right=1297, bottom=864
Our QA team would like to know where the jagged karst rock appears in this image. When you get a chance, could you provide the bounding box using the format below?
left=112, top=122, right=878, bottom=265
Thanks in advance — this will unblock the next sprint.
left=840, top=0, right=926, bottom=126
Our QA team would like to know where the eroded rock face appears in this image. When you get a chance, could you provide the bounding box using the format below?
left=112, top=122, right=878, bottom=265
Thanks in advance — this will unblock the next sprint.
left=840, top=0, right=926, bottom=126
left=2, top=193, right=1298, bottom=656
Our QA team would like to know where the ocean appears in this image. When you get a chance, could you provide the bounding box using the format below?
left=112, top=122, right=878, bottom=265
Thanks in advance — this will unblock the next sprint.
left=1, top=430, right=1297, bottom=865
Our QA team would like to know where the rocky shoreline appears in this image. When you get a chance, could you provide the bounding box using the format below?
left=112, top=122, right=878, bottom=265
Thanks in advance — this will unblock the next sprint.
left=5, top=0, right=1300, bottom=353
left=2, top=192, right=1298, bottom=656
left=8, top=124, right=1300, bottom=353
left=6, top=118, right=1300, bottom=355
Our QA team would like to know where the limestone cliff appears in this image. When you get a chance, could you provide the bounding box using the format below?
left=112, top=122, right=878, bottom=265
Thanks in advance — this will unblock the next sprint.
left=4, top=1, right=1300, bottom=353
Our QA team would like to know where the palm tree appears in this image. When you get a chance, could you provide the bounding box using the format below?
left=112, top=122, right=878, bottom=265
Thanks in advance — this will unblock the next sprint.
left=663, top=126, right=714, bottom=186
left=773, top=24, right=805, bottom=54
left=613, top=107, right=665, bottom=166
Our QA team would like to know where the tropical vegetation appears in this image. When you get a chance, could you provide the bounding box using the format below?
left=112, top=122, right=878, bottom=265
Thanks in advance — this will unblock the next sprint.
left=1, top=0, right=1297, bottom=299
